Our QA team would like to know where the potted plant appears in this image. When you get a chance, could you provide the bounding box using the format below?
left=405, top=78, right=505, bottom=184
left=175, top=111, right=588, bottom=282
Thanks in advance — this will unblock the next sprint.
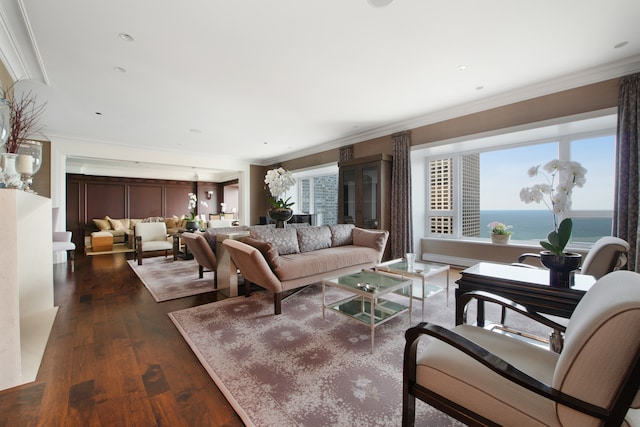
left=487, top=222, right=513, bottom=244
left=185, top=192, right=199, bottom=231
left=264, top=167, right=296, bottom=228
left=520, top=159, right=587, bottom=287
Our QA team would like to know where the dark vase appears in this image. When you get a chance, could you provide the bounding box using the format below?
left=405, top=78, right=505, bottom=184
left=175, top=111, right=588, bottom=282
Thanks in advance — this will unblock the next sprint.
left=185, top=220, right=199, bottom=232
left=539, top=251, right=582, bottom=288
left=268, top=208, right=294, bottom=228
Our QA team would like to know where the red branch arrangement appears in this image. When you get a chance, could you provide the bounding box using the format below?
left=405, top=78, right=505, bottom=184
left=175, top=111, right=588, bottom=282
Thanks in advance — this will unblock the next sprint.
left=2, top=83, right=47, bottom=153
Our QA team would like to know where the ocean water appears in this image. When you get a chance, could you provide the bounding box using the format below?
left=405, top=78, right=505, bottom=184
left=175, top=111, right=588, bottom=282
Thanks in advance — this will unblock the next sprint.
left=479, top=210, right=612, bottom=243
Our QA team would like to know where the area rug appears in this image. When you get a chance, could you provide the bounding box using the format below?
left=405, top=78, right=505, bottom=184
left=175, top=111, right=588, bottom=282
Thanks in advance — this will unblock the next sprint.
left=127, top=257, right=216, bottom=302
left=170, top=273, right=490, bottom=426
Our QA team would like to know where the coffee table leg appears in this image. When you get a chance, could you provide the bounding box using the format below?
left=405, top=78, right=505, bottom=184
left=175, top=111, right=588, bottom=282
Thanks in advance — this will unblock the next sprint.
left=322, top=282, right=326, bottom=319
left=445, top=270, right=450, bottom=307
left=370, top=295, right=375, bottom=352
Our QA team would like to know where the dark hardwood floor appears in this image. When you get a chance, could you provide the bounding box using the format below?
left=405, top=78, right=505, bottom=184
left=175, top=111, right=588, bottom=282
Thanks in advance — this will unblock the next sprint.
left=0, top=253, right=244, bottom=427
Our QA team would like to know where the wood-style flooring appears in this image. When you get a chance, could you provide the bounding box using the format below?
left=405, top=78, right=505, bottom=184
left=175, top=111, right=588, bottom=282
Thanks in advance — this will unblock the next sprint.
left=0, top=253, right=244, bottom=427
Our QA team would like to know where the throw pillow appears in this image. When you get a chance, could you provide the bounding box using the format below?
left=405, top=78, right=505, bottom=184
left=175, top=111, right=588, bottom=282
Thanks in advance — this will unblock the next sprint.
left=165, top=217, right=177, bottom=229
left=353, top=228, right=388, bottom=252
left=242, top=237, right=280, bottom=270
left=297, top=226, right=332, bottom=252
left=108, top=218, right=126, bottom=231
left=249, top=226, right=275, bottom=242
left=269, top=228, right=300, bottom=255
left=93, top=217, right=111, bottom=231
left=329, top=224, right=355, bottom=246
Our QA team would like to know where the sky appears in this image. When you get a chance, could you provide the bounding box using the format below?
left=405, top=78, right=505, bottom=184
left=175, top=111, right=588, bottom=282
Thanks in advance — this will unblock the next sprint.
left=479, top=135, right=615, bottom=211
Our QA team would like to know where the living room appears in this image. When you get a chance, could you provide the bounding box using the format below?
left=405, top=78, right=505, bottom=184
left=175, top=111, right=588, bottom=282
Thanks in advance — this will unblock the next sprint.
left=2, top=1, right=640, bottom=425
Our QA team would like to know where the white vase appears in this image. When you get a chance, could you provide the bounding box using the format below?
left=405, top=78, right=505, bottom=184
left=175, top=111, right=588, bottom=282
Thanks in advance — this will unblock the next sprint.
left=490, top=233, right=510, bottom=244
left=2, top=153, right=22, bottom=189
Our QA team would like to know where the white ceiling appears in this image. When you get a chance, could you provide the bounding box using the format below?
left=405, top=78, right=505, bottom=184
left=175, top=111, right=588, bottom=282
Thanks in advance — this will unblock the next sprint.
left=1, top=0, right=640, bottom=177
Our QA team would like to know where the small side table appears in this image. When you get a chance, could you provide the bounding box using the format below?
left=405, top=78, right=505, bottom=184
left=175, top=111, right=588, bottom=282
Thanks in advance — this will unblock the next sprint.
left=216, top=231, right=250, bottom=297
left=375, top=259, right=450, bottom=321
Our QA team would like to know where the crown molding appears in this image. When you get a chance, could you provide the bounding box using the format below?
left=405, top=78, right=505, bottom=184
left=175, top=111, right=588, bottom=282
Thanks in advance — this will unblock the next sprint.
left=0, top=0, right=48, bottom=83
left=263, top=55, right=640, bottom=166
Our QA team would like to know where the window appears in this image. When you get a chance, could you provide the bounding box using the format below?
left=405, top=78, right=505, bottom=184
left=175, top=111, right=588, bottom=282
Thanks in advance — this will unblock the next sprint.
left=421, top=114, right=616, bottom=245
left=291, top=165, right=339, bottom=226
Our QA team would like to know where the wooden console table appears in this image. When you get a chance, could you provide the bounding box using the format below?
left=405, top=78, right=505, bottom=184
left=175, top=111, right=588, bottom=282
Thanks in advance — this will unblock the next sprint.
left=455, top=262, right=596, bottom=327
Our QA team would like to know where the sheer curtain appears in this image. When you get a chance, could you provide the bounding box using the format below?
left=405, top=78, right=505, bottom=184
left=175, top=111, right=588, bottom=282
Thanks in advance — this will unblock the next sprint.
left=614, top=73, right=640, bottom=271
left=390, top=131, right=413, bottom=259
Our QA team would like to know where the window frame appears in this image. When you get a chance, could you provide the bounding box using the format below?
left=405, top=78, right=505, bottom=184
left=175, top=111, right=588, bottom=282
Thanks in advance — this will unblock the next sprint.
left=421, top=115, right=617, bottom=245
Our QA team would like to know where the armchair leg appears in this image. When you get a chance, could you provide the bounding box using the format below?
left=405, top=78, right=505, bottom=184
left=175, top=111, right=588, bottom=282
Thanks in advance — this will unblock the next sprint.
left=213, top=270, right=218, bottom=289
left=199, top=265, right=204, bottom=279
left=245, top=280, right=251, bottom=297
left=68, top=249, right=75, bottom=272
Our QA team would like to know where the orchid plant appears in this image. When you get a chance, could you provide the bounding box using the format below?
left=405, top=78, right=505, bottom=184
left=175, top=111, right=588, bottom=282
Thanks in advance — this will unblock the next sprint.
left=186, top=192, right=198, bottom=220
left=519, top=159, right=587, bottom=255
left=264, top=167, right=296, bottom=209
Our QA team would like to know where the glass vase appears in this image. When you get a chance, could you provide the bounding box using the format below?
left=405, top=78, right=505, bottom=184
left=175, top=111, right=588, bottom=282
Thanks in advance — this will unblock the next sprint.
left=2, top=153, right=23, bottom=189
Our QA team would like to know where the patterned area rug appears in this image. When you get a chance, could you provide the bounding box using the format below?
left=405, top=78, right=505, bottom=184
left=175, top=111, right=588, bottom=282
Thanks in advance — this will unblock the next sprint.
left=127, top=257, right=216, bottom=302
left=169, top=273, right=480, bottom=427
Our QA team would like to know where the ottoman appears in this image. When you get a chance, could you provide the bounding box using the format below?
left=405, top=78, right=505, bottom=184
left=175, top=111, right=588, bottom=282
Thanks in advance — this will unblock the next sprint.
left=91, top=231, right=114, bottom=252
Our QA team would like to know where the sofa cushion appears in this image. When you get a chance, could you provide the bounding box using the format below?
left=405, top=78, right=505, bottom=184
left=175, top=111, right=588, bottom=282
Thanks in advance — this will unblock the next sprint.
left=165, top=217, right=178, bottom=229
left=270, top=228, right=300, bottom=255
left=297, top=225, right=331, bottom=253
left=108, top=217, right=127, bottom=231
left=273, top=246, right=380, bottom=281
left=242, top=237, right=281, bottom=270
left=329, top=224, right=355, bottom=246
left=353, top=227, right=387, bottom=252
left=93, top=217, right=111, bottom=231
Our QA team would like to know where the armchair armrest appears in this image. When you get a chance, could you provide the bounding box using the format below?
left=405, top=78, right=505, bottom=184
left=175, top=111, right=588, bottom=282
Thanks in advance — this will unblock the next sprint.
left=518, top=252, right=541, bottom=263
left=459, top=290, right=567, bottom=333
left=53, top=231, right=72, bottom=242
left=404, top=322, right=607, bottom=419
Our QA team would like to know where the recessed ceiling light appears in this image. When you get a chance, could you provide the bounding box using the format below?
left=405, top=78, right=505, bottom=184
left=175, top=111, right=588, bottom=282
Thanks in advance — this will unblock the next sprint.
left=368, top=0, right=394, bottom=7
left=614, top=41, right=628, bottom=49
left=458, top=65, right=467, bottom=71
left=189, top=128, right=202, bottom=134
left=119, top=33, right=134, bottom=42
left=114, top=66, right=127, bottom=73
left=95, top=112, right=103, bottom=116
left=475, top=85, right=484, bottom=91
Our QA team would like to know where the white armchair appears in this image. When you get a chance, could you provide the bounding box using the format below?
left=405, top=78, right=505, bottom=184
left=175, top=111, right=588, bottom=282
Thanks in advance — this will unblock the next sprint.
left=134, top=222, right=173, bottom=265
left=52, top=207, right=75, bottom=269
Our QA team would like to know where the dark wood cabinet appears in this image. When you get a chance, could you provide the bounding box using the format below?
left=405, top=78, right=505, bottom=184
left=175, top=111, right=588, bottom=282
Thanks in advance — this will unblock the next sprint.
left=338, top=154, right=392, bottom=232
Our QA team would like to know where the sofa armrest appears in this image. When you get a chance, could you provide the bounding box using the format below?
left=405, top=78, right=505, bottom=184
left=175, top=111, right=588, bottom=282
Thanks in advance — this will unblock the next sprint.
left=222, top=239, right=283, bottom=293
left=352, top=228, right=389, bottom=261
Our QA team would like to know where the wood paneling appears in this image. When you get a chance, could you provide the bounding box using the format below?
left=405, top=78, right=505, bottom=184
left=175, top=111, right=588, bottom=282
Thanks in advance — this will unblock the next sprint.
left=87, top=183, right=127, bottom=219
left=66, top=174, right=211, bottom=250
left=130, top=184, right=163, bottom=218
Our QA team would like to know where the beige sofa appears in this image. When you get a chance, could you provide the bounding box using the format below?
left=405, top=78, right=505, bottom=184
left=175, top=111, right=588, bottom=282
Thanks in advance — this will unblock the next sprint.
left=91, top=216, right=190, bottom=248
left=222, top=224, right=389, bottom=314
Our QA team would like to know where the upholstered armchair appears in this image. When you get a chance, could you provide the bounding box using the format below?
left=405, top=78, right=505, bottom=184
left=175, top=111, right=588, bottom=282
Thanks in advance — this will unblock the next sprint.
left=134, top=222, right=173, bottom=265
left=181, top=232, right=218, bottom=288
left=517, top=236, right=630, bottom=277
left=52, top=207, right=76, bottom=269
left=402, top=270, right=640, bottom=426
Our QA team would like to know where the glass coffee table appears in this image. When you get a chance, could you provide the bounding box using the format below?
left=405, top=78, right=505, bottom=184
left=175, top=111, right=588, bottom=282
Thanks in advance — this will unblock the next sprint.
left=322, top=270, right=412, bottom=352
left=375, top=259, right=450, bottom=321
